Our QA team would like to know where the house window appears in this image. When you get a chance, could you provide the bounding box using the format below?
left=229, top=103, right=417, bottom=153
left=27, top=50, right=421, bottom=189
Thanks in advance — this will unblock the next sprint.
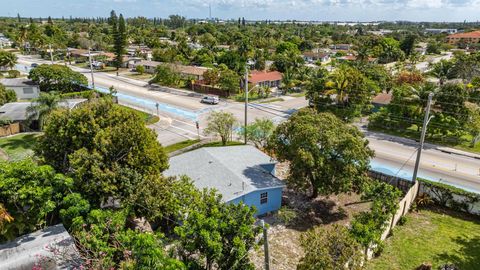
left=23, top=87, right=34, bottom=94
left=260, top=192, right=268, bottom=204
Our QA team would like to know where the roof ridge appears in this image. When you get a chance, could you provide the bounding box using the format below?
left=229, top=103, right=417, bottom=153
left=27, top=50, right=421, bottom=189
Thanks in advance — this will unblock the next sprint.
left=203, top=147, right=256, bottom=191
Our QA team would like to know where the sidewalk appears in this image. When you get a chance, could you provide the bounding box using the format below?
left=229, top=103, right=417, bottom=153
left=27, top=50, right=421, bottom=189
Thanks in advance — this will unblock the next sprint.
left=355, top=121, right=480, bottom=160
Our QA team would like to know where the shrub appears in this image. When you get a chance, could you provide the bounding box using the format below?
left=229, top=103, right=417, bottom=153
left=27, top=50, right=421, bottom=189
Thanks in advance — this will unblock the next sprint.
left=135, top=65, right=145, bottom=74
left=298, top=224, right=363, bottom=270
left=7, top=70, right=20, bottom=78
left=277, top=206, right=298, bottom=225
left=419, top=178, right=480, bottom=214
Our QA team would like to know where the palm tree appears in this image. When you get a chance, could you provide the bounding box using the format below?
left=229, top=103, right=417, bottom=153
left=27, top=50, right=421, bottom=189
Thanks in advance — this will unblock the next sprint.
left=26, top=92, right=61, bottom=130
left=429, top=59, right=454, bottom=86
left=0, top=51, right=17, bottom=70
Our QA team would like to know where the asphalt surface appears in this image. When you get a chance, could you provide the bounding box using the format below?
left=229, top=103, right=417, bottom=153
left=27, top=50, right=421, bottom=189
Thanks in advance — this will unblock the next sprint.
left=15, top=54, right=480, bottom=193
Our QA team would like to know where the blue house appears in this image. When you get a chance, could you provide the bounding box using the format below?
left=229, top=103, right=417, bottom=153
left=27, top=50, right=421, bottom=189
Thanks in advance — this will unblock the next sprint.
left=164, top=145, right=285, bottom=216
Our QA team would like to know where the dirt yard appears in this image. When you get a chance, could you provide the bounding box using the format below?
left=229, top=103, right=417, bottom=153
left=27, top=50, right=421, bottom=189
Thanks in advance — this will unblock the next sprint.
left=250, top=163, right=371, bottom=270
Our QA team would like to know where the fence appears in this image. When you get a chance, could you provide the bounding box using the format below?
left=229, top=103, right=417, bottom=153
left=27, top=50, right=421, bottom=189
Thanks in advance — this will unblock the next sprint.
left=368, top=170, right=414, bottom=194
left=192, top=82, right=229, bottom=97
left=0, top=123, right=20, bottom=137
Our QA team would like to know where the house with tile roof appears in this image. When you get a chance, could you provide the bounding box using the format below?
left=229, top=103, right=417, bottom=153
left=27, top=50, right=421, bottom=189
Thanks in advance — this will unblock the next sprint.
left=446, top=30, right=480, bottom=45
left=164, top=145, right=285, bottom=216
left=249, top=70, right=283, bottom=88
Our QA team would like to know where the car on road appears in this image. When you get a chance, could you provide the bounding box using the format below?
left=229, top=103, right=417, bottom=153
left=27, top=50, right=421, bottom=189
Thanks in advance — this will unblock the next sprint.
left=200, top=95, right=219, bottom=105
left=30, top=63, right=39, bottom=68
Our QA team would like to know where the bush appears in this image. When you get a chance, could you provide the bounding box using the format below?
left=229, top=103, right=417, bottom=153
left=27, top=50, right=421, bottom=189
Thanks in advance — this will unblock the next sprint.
left=135, top=65, right=145, bottom=74
left=349, top=180, right=402, bottom=253
left=0, top=159, right=73, bottom=241
left=7, top=70, right=20, bottom=78
left=419, top=178, right=480, bottom=214
left=277, top=206, right=298, bottom=225
left=298, top=224, right=363, bottom=270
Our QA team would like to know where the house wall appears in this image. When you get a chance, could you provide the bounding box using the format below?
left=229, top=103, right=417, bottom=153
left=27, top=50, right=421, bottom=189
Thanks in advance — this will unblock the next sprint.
left=229, top=187, right=283, bottom=216
left=8, top=86, right=40, bottom=100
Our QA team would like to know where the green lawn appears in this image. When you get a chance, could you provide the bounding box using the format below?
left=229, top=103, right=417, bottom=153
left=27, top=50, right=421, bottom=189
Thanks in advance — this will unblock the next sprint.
left=367, top=208, right=480, bottom=270
left=118, top=105, right=160, bottom=125
left=0, top=133, right=40, bottom=161
left=164, top=139, right=201, bottom=153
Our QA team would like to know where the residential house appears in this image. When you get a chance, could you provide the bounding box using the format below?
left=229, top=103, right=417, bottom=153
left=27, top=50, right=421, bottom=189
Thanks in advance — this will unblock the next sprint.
left=302, top=51, right=330, bottom=63
left=0, top=33, right=12, bottom=49
left=0, top=78, right=40, bottom=100
left=330, top=44, right=352, bottom=51
left=446, top=30, right=480, bottom=45
left=135, top=60, right=161, bottom=73
left=0, top=224, right=80, bottom=269
left=134, top=61, right=211, bottom=80
left=372, top=91, right=392, bottom=111
left=425, top=28, right=458, bottom=34
left=164, top=145, right=285, bottom=216
left=249, top=70, right=283, bottom=88
left=0, top=99, right=87, bottom=130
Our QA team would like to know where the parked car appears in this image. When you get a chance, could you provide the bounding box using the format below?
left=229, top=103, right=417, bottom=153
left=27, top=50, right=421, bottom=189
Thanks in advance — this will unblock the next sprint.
left=30, top=63, right=39, bottom=68
left=201, top=95, right=219, bottom=105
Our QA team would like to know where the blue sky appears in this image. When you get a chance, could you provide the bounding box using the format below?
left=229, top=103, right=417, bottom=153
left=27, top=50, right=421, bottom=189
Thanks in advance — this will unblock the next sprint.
left=1, top=0, right=479, bottom=22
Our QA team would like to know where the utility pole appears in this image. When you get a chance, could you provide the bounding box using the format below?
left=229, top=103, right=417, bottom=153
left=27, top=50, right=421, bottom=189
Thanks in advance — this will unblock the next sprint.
left=244, top=65, right=249, bottom=145
left=260, top=220, right=270, bottom=270
left=49, top=44, right=54, bottom=64
left=412, top=92, right=434, bottom=184
left=88, top=48, right=95, bottom=90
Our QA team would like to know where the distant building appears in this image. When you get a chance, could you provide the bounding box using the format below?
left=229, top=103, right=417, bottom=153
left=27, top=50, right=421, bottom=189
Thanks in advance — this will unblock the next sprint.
left=302, top=51, right=330, bottom=63
left=446, top=30, right=480, bottom=45
left=0, top=33, right=12, bottom=49
left=135, top=60, right=210, bottom=80
left=0, top=78, right=40, bottom=100
left=249, top=70, right=283, bottom=88
left=330, top=44, right=352, bottom=51
left=372, top=91, right=392, bottom=111
left=164, top=145, right=285, bottom=216
left=425, top=28, right=458, bottom=34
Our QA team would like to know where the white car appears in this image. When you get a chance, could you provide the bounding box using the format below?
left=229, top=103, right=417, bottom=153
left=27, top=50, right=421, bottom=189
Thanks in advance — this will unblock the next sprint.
left=201, top=95, right=219, bottom=105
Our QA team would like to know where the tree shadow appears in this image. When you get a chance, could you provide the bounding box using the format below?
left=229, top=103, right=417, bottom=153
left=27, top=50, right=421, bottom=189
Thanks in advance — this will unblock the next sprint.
left=0, top=133, right=38, bottom=151
left=433, top=236, right=480, bottom=269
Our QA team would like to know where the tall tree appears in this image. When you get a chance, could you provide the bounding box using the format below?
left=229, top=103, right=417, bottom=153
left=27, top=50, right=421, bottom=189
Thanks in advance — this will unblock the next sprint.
left=35, top=99, right=168, bottom=205
left=267, top=109, right=374, bottom=198
left=113, top=14, right=127, bottom=70
left=204, top=111, right=237, bottom=146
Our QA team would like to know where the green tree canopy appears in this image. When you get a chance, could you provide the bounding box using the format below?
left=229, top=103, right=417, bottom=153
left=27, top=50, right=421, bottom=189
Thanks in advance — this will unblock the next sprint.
left=28, top=64, right=88, bottom=93
left=35, top=99, right=168, bottom=204
left=267, top=109, right=374, bottom=198
left=0, top=159, right=73, bottom=241
left=0, top=83, right=17, bottom=105
left=204, top=111, right=237, bottom=146
left=174, top=189, right=260, bottom=270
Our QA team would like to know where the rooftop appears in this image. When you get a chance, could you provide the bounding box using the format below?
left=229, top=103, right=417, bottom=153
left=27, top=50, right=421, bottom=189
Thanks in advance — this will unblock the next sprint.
left=448, top=30, right=480, bottom=38
left=164, top=145, right=285, bottom=201
left=0, top=99, right=87, bottom=121
left=372, top=92, right=393, bottom=105
left=0, top=78, right=37, bottom=87
left=249, top=70, right=283, bottom=84
left=0, top=224, right=80, bottom=269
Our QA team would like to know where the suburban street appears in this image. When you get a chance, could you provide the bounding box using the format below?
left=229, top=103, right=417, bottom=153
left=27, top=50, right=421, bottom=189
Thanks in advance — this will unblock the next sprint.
left=15, top=54, right=480, bottom=193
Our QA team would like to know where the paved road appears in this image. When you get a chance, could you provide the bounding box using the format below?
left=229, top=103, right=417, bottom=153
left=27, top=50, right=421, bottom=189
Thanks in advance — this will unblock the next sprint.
left=369, top=135, right=480, bottom=193
left=16, top=54, right=480, bottom=193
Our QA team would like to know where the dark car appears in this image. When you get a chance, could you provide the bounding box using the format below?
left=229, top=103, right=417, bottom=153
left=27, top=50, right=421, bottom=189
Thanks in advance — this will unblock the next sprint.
left=30, top=63, right=39, bottom=68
